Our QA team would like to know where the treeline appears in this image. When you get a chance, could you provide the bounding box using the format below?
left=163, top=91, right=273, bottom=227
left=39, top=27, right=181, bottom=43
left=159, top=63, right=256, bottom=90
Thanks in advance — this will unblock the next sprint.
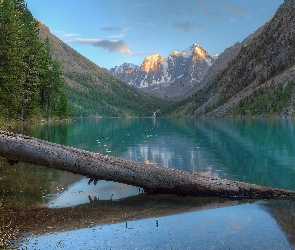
left=0, top=0, right=68, bottom=121
left=228, top=81, right=295, bottom=117
left=65, top=71, right=171, bottom=117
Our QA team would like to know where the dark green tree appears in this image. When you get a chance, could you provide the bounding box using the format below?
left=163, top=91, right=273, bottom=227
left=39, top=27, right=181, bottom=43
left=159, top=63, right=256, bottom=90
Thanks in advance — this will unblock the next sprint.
left=0, top=0, right=25, bottom=117
left=41, top=37, right=68, bottom=118
left=0, top=0, right=68, bottom=120
left=13, top=0, right=45, bottom=120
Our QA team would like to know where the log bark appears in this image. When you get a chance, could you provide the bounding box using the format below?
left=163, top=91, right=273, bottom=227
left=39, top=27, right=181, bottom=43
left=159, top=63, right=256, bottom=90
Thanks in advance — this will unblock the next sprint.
left=0, top=130, right=294, bottom=199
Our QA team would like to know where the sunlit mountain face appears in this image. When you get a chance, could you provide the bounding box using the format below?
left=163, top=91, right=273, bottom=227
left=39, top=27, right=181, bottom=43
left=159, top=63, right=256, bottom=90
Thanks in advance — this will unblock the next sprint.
left=110, top=44, right=215, bottom=98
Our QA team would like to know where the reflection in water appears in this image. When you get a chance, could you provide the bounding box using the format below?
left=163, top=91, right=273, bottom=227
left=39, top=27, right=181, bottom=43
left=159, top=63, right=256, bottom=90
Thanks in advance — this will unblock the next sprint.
left=6, top=118, right=295, bottom=248
left=262, top=198, right=295, bottom=246
left=192, top=119, right=295, bottom=190
left=23, top=200, right=293, bottom=250
left=0, top=160, right=59, bottom=207
left=13, top=118, right=295, bottom=191
left=47, top=179, right=139, bottom=208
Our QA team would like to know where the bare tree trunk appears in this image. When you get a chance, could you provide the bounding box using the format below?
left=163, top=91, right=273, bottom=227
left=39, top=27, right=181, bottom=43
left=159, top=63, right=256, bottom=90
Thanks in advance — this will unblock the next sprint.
left=0, top=130, right=294, bottom=199
left=20, top=102, right=24, bottom=121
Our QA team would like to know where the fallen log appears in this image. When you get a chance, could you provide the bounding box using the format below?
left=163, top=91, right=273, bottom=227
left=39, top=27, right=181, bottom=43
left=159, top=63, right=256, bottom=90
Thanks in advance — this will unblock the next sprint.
left=0, top=130, right=294, bottom=199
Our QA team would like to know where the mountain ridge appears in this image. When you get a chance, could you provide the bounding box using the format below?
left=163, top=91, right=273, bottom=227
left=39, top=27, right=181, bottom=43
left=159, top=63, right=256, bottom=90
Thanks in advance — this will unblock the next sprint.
left=38, top=22, right=169, bottom=117
left=110, top=44, right=215, bottom=98
left=38, top=0, right=295, bottom=118
left=168, top=0, right=295, bottom=118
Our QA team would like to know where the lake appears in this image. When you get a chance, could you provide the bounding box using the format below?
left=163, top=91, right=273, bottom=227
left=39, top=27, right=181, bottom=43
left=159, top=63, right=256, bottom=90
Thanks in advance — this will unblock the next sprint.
left=1, top=118, right=295, bottom=249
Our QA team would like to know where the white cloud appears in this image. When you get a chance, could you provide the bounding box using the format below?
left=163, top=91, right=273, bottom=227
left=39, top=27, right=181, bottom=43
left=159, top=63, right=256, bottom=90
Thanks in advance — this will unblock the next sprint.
left=108, top=34, right=125, bottom=39
left=53, top=31, right=79, bottom=38
left=122, top=28, right=131, bottom=33
left=70, top=38, right=132, bottom=55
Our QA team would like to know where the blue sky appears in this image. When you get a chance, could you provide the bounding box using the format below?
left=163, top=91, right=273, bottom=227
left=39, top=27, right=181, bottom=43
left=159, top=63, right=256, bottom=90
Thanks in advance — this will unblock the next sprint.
left=26, top=0, right=283, bottom=70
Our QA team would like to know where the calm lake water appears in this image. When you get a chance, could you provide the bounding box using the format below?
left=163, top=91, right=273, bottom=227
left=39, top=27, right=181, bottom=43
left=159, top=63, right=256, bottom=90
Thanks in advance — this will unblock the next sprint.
left=2, top=118, right=295, bottom=249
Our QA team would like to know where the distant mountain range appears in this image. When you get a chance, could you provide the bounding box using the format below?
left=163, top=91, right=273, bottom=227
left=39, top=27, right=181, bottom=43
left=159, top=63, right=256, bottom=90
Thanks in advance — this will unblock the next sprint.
left=38, top=0, right=295, bottom=118
left=169, top=0, right=295, bottom=118
left=110, top=26, right=267, bottom=100
left=112, top=0, right=295, bottom=118
left=37, top=22, right=169, bottom=117
left=110, top=44, right=217, bottom=98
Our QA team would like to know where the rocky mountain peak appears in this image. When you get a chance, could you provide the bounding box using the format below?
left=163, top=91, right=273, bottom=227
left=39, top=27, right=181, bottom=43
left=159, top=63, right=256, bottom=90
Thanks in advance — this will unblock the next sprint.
left=181, top=44, right=200, bottom=57
left=110, top=44, right=214, bottom=98
left=182, top=44, right=213, bottom=65
left=111, top=62, right=139, bottom=75
left=169, top=50, right=181, bottom=58
left=140, top=54, right=164, bottom=72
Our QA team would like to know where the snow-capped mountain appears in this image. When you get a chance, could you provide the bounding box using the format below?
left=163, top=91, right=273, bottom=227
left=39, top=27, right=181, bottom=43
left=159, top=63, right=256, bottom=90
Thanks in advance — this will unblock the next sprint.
left=110, top=62, right=139, bottom=74
left=109, top=62, right=140, bottom=84
left=110, top=44, right=217, bottom=98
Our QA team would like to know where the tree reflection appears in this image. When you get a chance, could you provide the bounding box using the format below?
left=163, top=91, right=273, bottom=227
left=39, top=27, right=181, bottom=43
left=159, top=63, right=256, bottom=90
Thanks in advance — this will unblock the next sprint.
left=261, top=198, right=295, bottom=247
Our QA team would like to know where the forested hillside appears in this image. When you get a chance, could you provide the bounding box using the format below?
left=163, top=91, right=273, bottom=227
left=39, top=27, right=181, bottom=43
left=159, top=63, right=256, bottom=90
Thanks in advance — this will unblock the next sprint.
left=0, top=0, right=169, bottom=122
left=166, top=0, right=295, bottom=118
left=38, top=23, right=170, bottom=117
left=0, top=0, right=68, bottom=121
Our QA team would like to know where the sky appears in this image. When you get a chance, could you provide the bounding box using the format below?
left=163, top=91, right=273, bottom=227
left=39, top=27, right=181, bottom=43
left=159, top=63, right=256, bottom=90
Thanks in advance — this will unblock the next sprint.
left=25, top=0, right=284, bottom=70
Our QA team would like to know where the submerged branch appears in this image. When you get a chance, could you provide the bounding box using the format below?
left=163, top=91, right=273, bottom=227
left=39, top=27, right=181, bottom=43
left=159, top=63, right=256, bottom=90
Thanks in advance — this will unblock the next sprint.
left=0, top=130, right=294, bottom=199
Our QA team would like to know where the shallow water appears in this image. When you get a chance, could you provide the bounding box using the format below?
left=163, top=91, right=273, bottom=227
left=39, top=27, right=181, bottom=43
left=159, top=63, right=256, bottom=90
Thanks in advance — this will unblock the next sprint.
left=23, top=202, right=292, bottom=250
left=2, top=118, right=295, bottom=249
left=48, top=179, right=139, bottom=208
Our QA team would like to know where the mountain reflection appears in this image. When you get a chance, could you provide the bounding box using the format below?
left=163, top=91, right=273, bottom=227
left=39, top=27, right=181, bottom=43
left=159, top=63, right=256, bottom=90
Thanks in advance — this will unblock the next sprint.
left=261, top=198, right=295, bottom=246
left=13, top=118, right=295, bottom=191
left=18, top=197, right=295, bottom=249
left=4, top=118, right=295, bottom=248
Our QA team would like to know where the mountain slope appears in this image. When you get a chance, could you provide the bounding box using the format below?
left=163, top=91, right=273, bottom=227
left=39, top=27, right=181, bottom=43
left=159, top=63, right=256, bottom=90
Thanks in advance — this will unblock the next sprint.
left=38, top=22, right=169, bottom=117
left=110, top=44, right=215, bottom=99
left=168, top=0, right=295, bottom=118
left=199, top=24, right=267, bottom=89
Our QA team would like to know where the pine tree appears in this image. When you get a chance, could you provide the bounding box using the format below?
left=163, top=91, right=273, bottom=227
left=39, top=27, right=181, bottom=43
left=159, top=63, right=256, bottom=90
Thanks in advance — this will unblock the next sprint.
left=0, top=0, right=68, bottom=120
left=41, top=37, right=68, bottom=118
left=0, top=0, right=25, bottom=117
left=40, top=36, right=52, bottom=117
left=13, top=0, right=45, bottom=120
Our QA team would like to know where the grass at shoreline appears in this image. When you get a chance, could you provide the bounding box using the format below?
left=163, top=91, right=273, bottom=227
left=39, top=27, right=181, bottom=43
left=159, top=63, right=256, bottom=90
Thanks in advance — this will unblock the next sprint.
left=0, top=116, right=41, bottom=131
left=0, top=116, right=74, bottom=132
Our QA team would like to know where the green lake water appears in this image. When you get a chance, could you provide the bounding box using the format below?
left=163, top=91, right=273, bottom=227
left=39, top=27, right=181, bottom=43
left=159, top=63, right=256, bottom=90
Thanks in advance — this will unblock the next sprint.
left=2, top=118, right=295, bottom=249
